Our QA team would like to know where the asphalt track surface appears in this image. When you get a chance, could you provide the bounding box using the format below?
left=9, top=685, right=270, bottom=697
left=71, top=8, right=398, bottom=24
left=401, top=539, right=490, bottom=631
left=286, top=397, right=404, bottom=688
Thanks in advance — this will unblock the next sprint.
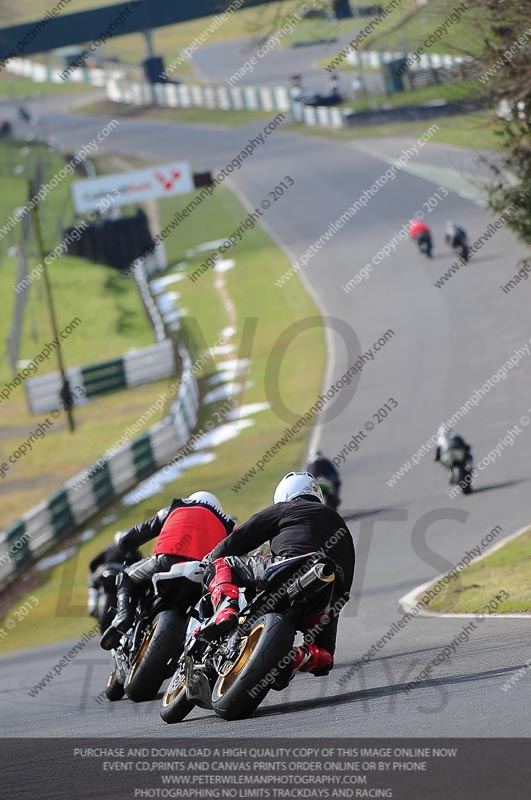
left=2, top=91, right=531, bottom=741
left=190, top=32, right=369, bottom=91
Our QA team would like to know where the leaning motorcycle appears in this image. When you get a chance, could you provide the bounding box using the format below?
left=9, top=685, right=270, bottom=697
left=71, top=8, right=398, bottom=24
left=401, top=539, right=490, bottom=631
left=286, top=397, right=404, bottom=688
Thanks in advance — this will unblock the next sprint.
left=454, top=241, right=469, bottom=262
left=317, top=476, right=340, bottom=510
left=160, top=553, right=336, bottom=723
left=417, top=231, right=433, bottom=258
left=446, top=234, right=469, bottom=263
left=104, top=562, right=203, bottom=702
left=442, top=448, right=473, bottom=494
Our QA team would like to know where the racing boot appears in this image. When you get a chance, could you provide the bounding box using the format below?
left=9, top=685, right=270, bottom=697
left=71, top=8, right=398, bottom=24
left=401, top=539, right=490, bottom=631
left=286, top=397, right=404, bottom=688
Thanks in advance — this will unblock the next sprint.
left=100, top=573, right=137, bottom=651
left=199, top=597, right=240, bottom=641
left=272, top=644, right=334, bottom=691
left=198, top=559, right=240, bottom=641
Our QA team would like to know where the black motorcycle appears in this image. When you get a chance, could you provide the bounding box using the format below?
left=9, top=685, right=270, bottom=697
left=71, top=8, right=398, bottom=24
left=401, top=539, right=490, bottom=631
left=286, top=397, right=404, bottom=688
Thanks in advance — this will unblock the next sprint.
left=417, top=231, right=433, bottom=258
left=160, top=553, right=336, bottom=723
left=317, top=477, right=340, bottom=510
left=455, top=241, right=469, bottom=262
left=104, top=561, right=203, bottom=703
left=442, top=447, right=474, bottom=494
left=446, top=232, right=469, bottom=263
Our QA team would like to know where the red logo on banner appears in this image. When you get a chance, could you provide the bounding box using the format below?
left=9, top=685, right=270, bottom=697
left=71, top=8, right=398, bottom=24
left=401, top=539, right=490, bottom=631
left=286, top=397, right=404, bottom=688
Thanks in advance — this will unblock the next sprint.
left=154, top=169, right=182, bottom=191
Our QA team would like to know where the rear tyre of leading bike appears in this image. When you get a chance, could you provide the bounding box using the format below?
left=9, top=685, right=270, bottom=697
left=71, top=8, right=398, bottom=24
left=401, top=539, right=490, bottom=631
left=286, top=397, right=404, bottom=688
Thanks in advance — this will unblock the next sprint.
left=124, top=610, right=186, bottom=702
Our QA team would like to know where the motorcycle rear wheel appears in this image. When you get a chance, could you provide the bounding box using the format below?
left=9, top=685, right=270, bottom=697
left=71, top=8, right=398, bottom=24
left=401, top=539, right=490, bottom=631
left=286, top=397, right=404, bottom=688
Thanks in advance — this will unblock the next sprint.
left=124, top=609, right=186, bottom=702
left=211, top=613, right=295, bottom=721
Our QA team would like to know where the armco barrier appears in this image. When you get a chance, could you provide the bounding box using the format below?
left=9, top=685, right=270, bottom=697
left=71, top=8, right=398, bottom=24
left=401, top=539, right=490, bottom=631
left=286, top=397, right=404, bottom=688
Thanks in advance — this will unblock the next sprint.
left=107, top=78, right=292, bottom=113
left=0, top=353, right=199, bottom=592
left=24, top=339, right=176, bottom=414
left=5, top=57, right=116, bottom=87
left=346, top=49, right=470, bottom=72
left=0, top=258, right=199, bottom=593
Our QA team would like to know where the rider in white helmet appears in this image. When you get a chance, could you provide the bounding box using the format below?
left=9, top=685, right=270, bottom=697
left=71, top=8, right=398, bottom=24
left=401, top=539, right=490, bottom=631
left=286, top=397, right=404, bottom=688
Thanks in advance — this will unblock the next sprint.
left=200, top=472, right=355, bottom=682
left=101, top=490, right=235, bottom=650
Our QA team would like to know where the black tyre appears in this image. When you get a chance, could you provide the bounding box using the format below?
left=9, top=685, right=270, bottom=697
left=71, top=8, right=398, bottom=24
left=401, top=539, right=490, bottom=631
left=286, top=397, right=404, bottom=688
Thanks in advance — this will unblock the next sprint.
left=462, top=475, right=473, bottom=495
left=457, top=465, right=473, bottom=494
left=211, top=613, right=295, bottom=721
left=105, top=671, right=125, bottom=701
left=160, top=659, right=195, bottom=724
left=124, top=610, right=186, bottom=702
left=457, top=244, right=469, bottom=262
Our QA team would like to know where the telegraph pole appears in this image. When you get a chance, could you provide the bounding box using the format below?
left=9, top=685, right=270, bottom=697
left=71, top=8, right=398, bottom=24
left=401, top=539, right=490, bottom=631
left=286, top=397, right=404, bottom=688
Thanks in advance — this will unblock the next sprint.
left=29, top=176, right=76, bottom=432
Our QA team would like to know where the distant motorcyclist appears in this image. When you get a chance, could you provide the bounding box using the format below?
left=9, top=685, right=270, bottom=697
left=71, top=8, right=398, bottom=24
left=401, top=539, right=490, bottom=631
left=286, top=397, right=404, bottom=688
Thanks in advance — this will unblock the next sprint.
left=435, top=424, right=472, bottom=465
left=306, top=449, right=341, bottom=509
left=87, top=533, right=141, bottom=618
left=200, top=472, right=355, bottom=684
left=409, top=218, right=433, bottom=258
left=100, top=491, right=235, bottom=650
left=445, top=220, right=469, bottom=261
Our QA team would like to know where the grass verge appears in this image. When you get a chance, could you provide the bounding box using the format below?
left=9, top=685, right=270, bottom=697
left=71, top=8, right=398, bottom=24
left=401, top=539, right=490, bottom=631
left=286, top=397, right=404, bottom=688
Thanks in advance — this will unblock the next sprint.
left=76, top=98, right=275, bottom=127
left=0, top=72, right=96, bottom=96
left=345, top=79, right=482, bottom=111
left=0, top=137, right=170, bottom=526
left=422, top=527, right=531, bottom=614
left=287, top=110, right=500, bottom=149
left=0, top=180, right=325, bottom=652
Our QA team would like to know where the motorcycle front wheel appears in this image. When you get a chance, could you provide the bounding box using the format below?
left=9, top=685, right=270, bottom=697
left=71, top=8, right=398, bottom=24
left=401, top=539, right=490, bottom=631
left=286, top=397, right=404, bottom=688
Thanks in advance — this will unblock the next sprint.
left=211, top=613, right=295, bottom=721
left=160, top=659, right=195, bottom=724
left=105, top=670, right=125, bottom=701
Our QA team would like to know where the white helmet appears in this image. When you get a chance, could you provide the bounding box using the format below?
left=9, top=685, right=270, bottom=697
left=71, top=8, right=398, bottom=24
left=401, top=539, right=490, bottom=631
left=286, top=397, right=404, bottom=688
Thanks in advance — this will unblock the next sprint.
left=437, top=423, right=450, bottom=437
left=274, top=472, right=324, bottom=504
left=187, top=491, right=223, bottom=514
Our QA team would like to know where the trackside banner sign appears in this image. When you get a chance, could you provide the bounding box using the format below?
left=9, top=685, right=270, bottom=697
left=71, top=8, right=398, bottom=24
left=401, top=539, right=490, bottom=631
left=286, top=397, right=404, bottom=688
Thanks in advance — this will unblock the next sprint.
left=71, top=161, right=194, bottom=212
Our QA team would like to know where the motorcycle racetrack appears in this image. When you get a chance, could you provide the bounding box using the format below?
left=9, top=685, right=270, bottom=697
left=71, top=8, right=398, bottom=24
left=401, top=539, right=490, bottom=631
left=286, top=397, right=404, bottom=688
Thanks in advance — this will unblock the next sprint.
left=2, top=98, right=531, bottom=740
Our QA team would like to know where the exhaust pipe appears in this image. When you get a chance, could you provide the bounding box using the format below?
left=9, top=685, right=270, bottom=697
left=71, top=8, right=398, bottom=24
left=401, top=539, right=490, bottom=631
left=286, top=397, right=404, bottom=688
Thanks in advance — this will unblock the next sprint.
left=287, top=562, right=335, bottom=601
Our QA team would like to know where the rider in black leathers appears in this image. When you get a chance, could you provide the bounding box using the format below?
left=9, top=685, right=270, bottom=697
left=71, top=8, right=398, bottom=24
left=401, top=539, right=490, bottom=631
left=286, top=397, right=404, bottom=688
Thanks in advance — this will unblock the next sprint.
left=445, top=220, right=469, bottom=259
left=434, top=424, right=473, bottom=465
left=200, top=472, right=355, bottom=684
left=87, top=536, right=141, bottom=618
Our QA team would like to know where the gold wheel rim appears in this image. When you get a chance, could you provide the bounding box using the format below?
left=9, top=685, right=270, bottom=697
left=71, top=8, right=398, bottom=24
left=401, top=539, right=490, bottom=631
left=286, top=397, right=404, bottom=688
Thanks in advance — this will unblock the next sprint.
left=215, top=622, right=264, bottom=699
left=163, top=672, right=186, bottom=707
left=126, top=619, right=158, bottom=685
